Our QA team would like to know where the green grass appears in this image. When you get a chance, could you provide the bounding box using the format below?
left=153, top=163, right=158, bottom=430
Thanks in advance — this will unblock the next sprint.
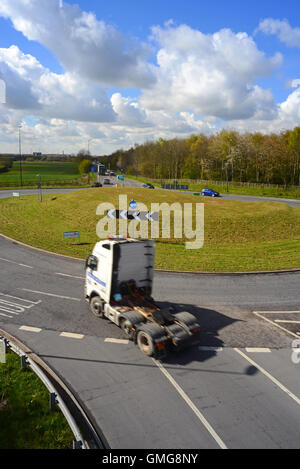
left=0, top=161, right=83, bottom=187
left=188, top=182, right=300, bottom=200
left=0, top=187, right=299, bottom=272
left=124, top=174, right=300, bottom=200
left=0, top=351, right=74, bottom=449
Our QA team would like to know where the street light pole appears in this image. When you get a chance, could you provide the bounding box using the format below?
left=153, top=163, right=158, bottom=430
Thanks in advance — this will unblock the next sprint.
left=18, top=124, right=23, bottom=187
left=36, top=174, right=42, bottom=202
left=88, top=139, right=93, bottom=154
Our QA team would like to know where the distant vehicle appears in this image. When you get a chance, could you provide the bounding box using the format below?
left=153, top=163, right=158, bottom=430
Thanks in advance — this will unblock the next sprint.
left=91, top=182, right=102, bottom=188
left=201, top=188, right=220, bottom=197
left=142, top=183, right=155, bottom=189
left=103, top=178, right=112, bottom=184
left=110, top=171, right=116, bottom=176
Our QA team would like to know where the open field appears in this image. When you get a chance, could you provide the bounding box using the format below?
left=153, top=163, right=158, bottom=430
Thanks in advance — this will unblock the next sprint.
left=0, top=350, right=73, bottom=449
left=0, top=161, right=87, bottom=188
left=0, top=187, right=299, bottom=272
left=125, top=174, right=300, bottom=200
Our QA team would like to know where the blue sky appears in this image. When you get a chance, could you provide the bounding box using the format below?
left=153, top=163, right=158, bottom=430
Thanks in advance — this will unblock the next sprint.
left=0, top=0, right=300, bottom=154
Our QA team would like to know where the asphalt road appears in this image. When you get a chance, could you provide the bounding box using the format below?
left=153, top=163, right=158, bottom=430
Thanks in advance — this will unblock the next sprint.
left=0, top=234, right=300, bottom=449
left=1, top=178, right=299, bottom=207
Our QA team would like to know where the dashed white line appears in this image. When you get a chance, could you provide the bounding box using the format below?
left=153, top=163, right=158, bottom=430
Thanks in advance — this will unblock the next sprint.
left=198, top=346, right=223, bottom=352
left=245, top=348, right=271, bottom=353
left=19, top=288, right=81, bottom=301
left=153, top=358, right=227, bottom=449
left=0, top=257, right=33, bottom=269
left=254, top=311, right=300, bottom=314
left=234, top=348, right=300, bottom=407
left=60, top=332, right=84, bottom=339
left=275, top=320, right=300, bottom=324
left=19, top=326, right=42, bottom=333
left=55, top=272, right=85, bottom=280
left=104, top=338, right=129, bottom=344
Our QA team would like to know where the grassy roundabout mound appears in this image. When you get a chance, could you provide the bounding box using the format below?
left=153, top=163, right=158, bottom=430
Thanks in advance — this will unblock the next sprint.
left=0, top=188, right=299, bottom=272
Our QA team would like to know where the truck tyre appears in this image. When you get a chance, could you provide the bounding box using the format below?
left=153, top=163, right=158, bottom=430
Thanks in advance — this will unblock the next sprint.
left=137, top=330, right=155, bottom=356
left=90, top=296, right=104, bottom=318
left=173, top=311, right=198, bottom=326
left=120, top=319, right=134, bottom=340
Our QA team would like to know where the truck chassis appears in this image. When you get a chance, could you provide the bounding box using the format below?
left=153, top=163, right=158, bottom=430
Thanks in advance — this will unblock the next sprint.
left=88, top=280, right=200, bottom=357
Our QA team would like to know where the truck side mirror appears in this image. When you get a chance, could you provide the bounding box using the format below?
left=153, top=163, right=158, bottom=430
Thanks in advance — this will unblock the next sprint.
left=85, top=255, right=98, bottom=270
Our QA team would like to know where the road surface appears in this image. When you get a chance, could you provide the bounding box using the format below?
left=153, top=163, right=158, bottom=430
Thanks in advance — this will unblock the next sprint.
left=0, top=234, right=300, bottom=449
left=1, top=177, right=299, bottom=208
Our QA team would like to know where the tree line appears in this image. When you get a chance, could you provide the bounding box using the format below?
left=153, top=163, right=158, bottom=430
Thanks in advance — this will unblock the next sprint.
left=109, top=127, right=300, bottom=187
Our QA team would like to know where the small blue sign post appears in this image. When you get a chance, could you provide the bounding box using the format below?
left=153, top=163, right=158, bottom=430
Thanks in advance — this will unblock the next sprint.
left=63, top=231, right=80, bottom=243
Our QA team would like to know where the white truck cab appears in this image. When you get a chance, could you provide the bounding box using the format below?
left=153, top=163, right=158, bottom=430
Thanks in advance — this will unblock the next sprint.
left=85, top=237, right=200, bottom=357
left=85, top=237, right=154, bottom=305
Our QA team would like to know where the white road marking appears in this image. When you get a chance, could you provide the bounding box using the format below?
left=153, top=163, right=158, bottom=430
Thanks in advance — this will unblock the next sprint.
left=0, top=257, right=33, bottom=269
left=275, top=320, right=300, bottom=324
left=153, top=358, right=227, bottom=449
left=234, top=348, right=300, bottom=407
left=19, top=326, right=42, bottom=333
left=245, top=348, right=271, bottom=353
left=0, top=293, right=41, bottom=317
left=198, top=346, right=223, bottom=352
left=0, top=293, right=41, bottom=306
left=104, top=338, right=129, bottom=344
left=0, top=312, right=13, bottom=318
left=20, top=288, right=81, bottom=301
left=254, top=311, right=300, bottom=314
left=60, top=332, right=84, bottom=339
left=0, top=305, right=20, bottom=315
left=253, top=311, right=299, bottom=339
left=56, top=272, right=85, bottom=280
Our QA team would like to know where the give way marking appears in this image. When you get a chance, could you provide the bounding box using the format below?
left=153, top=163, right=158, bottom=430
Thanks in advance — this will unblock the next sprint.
left=0, top=293, right=41, bottom=318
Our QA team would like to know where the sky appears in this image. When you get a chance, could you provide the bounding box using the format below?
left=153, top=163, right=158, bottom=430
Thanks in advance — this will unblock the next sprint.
left=0, top=0, right=300, bottom=155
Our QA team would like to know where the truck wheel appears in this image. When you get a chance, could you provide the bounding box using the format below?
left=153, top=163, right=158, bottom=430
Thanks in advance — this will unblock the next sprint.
left=90, top=296, right=104, bottom=318
left=137, top=331, right=155, bottom=356
left=120, top=319, right=134, bottom=340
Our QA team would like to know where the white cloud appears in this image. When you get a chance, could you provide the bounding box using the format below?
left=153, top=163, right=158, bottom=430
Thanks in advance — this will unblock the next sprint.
left=0, top=0, right=154, bottom=88
left=257, top=18, right=300, bottom=49
left=3, top=5, right=300, bottom=154
left=141, top=25, right=281, bottom=120
left=0, top=45, right=116, bottom=122
left=111, top=93, right=148, bottom=126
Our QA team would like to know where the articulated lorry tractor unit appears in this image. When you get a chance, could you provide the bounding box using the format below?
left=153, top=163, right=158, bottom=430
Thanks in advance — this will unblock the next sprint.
left=85, top=237, right=200, bottom=357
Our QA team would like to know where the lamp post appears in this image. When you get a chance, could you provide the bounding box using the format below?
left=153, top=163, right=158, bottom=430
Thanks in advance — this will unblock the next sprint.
left=36, top=174, right=42, bottom=202
left=18, top=124, right=23, bottom=187
left=88, top=139, right=93, bottom=154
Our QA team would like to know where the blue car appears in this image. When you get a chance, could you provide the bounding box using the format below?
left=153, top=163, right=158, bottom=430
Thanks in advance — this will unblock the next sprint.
left=201, top=188, right=220, bottom=197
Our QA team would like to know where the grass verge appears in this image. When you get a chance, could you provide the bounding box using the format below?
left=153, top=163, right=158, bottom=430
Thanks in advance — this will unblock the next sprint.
left=0, top=350, right=73, bottom=449
left=124, top=174, right=300, bottom=200
left=0, top=187, right=299, bottom=272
